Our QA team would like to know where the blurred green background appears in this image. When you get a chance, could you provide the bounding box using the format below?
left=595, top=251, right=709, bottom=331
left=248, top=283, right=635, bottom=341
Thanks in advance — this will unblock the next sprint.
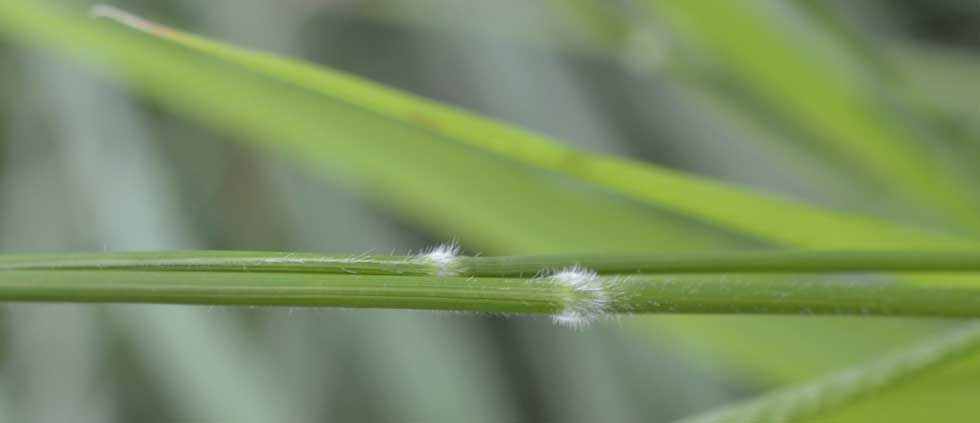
left=1, top=0, right=979, bottom=422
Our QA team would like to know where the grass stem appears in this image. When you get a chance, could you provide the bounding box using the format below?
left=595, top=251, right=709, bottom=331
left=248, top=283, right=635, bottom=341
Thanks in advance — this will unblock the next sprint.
left=2, top=250, right=980, bottom=326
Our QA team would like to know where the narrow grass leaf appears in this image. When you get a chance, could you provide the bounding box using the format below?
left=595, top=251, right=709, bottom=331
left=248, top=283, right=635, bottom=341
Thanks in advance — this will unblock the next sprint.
left=679, top=322, right=980, bottom=423
left=84, top=5, right=972, bottom=250
left=643, top=0, right=980, bottom=232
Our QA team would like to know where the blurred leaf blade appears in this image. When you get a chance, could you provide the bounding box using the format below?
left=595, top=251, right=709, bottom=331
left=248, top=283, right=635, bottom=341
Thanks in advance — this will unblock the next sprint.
left=76, top=5, right=975, bottom=251
left=2, top=0, right=757, bottom=255
left=679, top=322, right=980, bottom=423
left=643, top=0, right=980, bottom=232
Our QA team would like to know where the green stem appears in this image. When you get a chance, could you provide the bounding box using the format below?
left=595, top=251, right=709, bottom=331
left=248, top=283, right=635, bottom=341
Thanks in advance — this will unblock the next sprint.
left=614, top=273, right=980, bottom=317
left=1, top=251, right=980, bottom=321
left=2, top=250, right=980, bottom=275
left=0, top=270, right=566, bottom=313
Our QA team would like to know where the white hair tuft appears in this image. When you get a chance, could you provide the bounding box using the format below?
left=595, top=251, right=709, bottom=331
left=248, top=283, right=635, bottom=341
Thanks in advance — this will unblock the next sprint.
left=417, top=242, right=463, bottom=276
left=547, top=266, right=613, bottom=329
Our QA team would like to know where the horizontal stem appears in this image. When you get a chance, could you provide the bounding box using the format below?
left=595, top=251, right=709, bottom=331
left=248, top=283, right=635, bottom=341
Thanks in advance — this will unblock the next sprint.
left=0, top=269, right=978, bottom=319
left=0, top=270, right=567, bottom=313
left=2, top=250, right=980, bottom=276
left=474, top=250, right=980, bottom=275
left=613, top=274, right=980, bottom=317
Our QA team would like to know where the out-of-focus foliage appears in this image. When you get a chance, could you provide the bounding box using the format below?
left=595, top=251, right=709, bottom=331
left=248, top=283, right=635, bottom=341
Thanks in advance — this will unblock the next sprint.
left=0, top=0, right=978, bottom=422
